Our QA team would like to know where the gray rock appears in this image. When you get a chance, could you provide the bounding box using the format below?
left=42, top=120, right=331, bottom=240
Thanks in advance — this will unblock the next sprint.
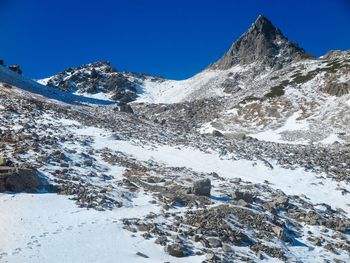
left=222, top=243, right=232, bottom=252
left=155, top=236, right=167, bottom=245
left=0, top=167, right=44, bottom=193
left=192, top=178, right=211, bottom=196
left=207, top=238, right=222, bottom=248
left=164, top=243, right=190, bottom=258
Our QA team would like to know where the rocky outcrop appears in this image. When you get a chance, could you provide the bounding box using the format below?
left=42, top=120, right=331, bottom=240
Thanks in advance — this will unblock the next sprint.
left=323, top=81, right=350, bottom=96
left=8, top=65, right=22, bottom=75
left=44, top=61, right=139, bottom=103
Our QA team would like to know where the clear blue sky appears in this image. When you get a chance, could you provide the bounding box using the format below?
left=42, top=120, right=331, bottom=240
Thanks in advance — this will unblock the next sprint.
left=0, top=0, right=349, bottom=80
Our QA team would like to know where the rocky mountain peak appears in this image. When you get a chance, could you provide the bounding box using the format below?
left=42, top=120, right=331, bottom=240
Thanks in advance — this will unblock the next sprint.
left=249, top=15, right=279, bottom=35
left=209, top=15, right=307, bottom=70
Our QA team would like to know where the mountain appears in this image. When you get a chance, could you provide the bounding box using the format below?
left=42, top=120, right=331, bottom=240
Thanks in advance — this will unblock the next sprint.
left=38, top=61, right=164, bottom=103
left=209, top=15, right=308, bottom=70
left=1, top=15, right=350, bottom=263
left=35, top=17, right=350, bottom=146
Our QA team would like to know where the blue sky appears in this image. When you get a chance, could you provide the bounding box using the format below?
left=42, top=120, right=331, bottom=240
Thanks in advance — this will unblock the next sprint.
left=0, top=0, right=349, bottom=79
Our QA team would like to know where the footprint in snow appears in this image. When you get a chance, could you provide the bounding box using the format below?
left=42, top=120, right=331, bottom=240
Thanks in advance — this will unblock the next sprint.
left=39, top=232, right=49, bottom=238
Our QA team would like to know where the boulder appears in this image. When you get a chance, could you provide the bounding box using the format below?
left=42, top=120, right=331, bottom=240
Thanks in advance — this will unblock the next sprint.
left=207, top=238, right=222, bottom=248
left=192, top=178, right=211, bottom=196
left=212, top=130, right=224, bottom=137
left=118, top=103, right=134, bottom=114
left=275, top=195, right=289, bottom=207
left=164, top=243, right=190, bottom=257
left=232, top=191, right=254, bottom=203
left=272, top=226, right=291, bottom=242
left=0, top=167, right=44, bottom=193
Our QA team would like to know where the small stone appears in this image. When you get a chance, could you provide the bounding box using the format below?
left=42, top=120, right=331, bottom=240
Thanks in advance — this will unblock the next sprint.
left=222, top=243, right=232, bottom=252
left=124, top=226, right=137, bottom=233
left=137, top=224, right=149, bottom=232
left=136, top=252, right=149, bottom=258
left=155, top=236, right=167, bottom=245
left=191, top=235, right=199, bottom=242
left=206, top=252, right=218, bottom=260
left=200, top=239, right=210, bottom=248
left=232, top=191, right=254, bottom=203
left=207, top=238, right=222, bottom=248
left=212, top=130, right=224, bottom=137
left=236, top=199, right=249, bottom=207
left=275, top=196, right=289, bottom=206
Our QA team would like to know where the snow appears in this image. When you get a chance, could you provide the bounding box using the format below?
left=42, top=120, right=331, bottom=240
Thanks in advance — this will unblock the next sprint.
left=136, top=65, right=245, bottom=104
left=36, top=77, right=50, bottom=86
left=0, top=66, right=113, bottom=106
left=198, top=122, right=217, bottom=134
left=249, top=110, right=310, bottom=145
left=0, top=193, right=204, bottom=263
left=71, top=124, right=350, bottom=216
left=319, top=133, right=342, bottom=144
left=136, top=70, right=220, bottom=103
left=72, top=91, right=114, bottom=102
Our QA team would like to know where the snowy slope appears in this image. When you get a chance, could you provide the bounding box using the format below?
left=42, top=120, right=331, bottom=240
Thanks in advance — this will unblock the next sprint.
left=0, top=193, right=204, bottom=263
left=0, top=65, right=114, bottom=105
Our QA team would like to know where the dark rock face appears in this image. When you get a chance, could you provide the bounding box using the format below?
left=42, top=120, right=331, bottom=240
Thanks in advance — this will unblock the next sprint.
left=323, top=81, right=350, bottom=96
left=192, top=178, right=211, bottom=196
left=209, top=15, right=307, bottom=70
left=0, top=167, right=43, bottom=193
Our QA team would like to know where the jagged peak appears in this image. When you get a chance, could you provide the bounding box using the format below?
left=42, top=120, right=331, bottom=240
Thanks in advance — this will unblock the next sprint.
left=209, top=15, right=306, bottom=70
left=246, top=15, right=282, bottom=37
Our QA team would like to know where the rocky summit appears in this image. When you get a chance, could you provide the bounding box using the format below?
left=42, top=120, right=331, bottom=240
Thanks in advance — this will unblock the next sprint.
left=209, top=15, right=308, bottom=70
left=0, top=15, right=350, bottom=263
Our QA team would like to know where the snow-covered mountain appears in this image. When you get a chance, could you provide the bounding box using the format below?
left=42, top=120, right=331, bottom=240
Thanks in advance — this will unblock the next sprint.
left=1, top=15, right=350, bottom=263
left=38, top=16, right=350, bottom=145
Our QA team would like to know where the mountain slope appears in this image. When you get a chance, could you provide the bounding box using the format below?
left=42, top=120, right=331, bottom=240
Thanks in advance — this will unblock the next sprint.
left=1, top=69, right=350, bottom=262
left=36, top=16, right=350, bottom=146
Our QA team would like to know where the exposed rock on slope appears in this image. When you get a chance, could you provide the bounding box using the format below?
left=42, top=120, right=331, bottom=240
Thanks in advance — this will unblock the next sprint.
left=39, top=61, right=163, bottom=103
left=209, top=15, right=309, bottom=70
